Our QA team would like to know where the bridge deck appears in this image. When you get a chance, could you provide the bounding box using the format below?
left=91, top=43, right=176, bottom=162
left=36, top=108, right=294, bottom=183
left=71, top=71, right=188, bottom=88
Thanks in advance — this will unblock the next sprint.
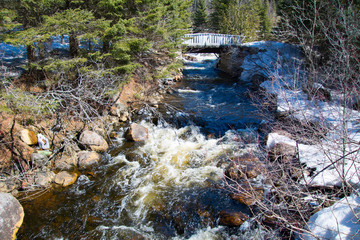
left=183, top=33, right=243, bottom=48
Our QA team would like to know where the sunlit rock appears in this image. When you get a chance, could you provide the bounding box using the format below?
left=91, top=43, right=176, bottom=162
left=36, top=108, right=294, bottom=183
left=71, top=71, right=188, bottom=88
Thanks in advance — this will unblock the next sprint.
left=0, top=193, right=24, bottom=240
left=78, top=151, right=101, bottom=169
left=34, top=171, right=55, bottom=188
left=79, top=130, right=109, bottom=152
left=54, top=171, right=78, bottom=187
left=125, top=123, right=148, bottom=142
left=19, top=129, right=38, bottom=145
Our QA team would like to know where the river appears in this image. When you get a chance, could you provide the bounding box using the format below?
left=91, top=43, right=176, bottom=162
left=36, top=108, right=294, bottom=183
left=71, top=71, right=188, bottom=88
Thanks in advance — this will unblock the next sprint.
left=18, top=54, right=266, bottom=239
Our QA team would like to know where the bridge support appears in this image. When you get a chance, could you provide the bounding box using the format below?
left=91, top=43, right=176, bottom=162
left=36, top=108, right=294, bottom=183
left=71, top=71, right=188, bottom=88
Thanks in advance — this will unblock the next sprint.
left=217, top=48, right=244, bottom=77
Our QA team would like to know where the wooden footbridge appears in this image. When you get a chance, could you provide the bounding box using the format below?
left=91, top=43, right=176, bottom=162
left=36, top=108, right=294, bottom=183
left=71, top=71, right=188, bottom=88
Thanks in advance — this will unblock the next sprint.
left=183, top=33, right=243, bottom=53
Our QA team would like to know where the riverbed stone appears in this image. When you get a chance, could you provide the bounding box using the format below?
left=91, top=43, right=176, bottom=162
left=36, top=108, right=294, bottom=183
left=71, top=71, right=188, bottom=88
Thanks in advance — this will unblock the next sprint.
left=31, top=152, right=49, bottom=167
left=78, top=151, right=101, bottom=169
left=125, top=123, right=148, bottom=142
left=79, top=130, right=109, bottom=152
left=218, top=210, right=249, bottom=227
left=0, top=192, right=24, bottom=240
left=269, top=142, right=297, bottom=163
left=244, top=163, right=263, bottom=179
left=34, top=171, right=55, bottom=188
left=54, top=171, right=78, bottom=187
left=225, top=162, right=244, bottom=180
left=55, top=155, right=78, bottom=170
left=19, top=129, right=38, bottom=145
left=110, top=101, right=129, bottom=122
left=0, top=178, right=18, bottom=193
left=251, top=73, right=268, bottom=90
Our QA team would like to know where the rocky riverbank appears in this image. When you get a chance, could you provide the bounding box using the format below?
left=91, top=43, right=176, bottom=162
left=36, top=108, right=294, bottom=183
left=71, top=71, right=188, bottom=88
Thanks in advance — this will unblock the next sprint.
left=0, top=71, right=183, bottom=238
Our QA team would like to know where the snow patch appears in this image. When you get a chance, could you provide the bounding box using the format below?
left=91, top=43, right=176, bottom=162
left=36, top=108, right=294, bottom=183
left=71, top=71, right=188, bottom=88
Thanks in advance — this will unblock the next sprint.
left=302, top=191, right=360, bottom=240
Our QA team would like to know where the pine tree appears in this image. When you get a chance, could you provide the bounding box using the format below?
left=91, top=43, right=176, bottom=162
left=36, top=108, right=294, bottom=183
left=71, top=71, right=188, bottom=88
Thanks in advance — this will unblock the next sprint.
left=210, top=0, right=231, bottom=32
left=260, top=0, right=272, bottom=39
left=193, top=0, right=208, bottom=32
left=219, top=0, right=261, bottom=41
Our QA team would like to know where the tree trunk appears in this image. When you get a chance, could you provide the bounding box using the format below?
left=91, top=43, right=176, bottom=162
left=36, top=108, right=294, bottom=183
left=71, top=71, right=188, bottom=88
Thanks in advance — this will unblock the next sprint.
left=69, top=34, right=79, bottom=58
left=26, top=45, right=36, bottom=63
left=102, top=40, right=110, bottom=53
left=39, top=42, right=45, bottom=60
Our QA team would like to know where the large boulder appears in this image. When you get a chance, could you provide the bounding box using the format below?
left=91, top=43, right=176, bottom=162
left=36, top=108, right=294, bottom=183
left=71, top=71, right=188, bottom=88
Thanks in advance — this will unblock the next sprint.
left=125, top=123, right=148, bottom=142
left=78, top=151, right=101, bottom=169
left=79, top=130, right=109, bottom=152
left=19, top=129, right=38, bottom=145
left=0, top=193, right=24, bottom=240
left=54, top=171, right=78, bottom=187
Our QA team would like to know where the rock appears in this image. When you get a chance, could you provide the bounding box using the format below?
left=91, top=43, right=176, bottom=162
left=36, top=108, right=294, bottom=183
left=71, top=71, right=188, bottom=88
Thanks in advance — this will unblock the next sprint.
left=54, top=171, right=78, bottom=187
left=19, top=129, right=38, bottom=145
left=55, top=155, right=78, bottom=170
left=79, top=130, right=109, bottom=152
left=110, top=101, right=129, bottom=122
left=78, top=151, right=101, bottom=169
left=251, top=74, right=268, bottom=90
left=109, top=131, right=120, bottom=139
left=230, top=190, right=263, bottom=206
left=173, top=74, right=182, bottom=81
left=225, top=162, right=244, bottom=180
left=0, top=178, right=18, bottom=193
left=229, top=183, right=264, bottom=206
left=244, top=163, right=263, bottom=179
left=305, top=82, right=331, bottom=102
left=183, top=54, right=197, bottom=61
left=37, top=133, right=50, bottom=149
left=125, top=123, right=148, bottom=142
left=269, top=142, right=297, bottom=163
left=0, top=193, right=24, bottom=240
left=34, top=171, right=55, bottom=188
left=218, top=210, right=249, bottom=227
left=31, top=153, right=49, bottom=167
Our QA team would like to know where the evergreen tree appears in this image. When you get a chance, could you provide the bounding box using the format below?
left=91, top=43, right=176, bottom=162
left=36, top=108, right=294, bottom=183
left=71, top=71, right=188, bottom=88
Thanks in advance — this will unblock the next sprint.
left=260, top=0, right=272, bottom=39
left=220, top=0, right=261, bottom=41
left=193, top=0, right=208, bottom=32
left=210, top=0, right=231, bottom=32
left=1, top=0, right=191, bottom=78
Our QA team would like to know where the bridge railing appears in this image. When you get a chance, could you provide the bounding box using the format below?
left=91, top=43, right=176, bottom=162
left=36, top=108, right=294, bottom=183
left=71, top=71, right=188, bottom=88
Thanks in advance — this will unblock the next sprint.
left=183, top=33, right=243, bottom=48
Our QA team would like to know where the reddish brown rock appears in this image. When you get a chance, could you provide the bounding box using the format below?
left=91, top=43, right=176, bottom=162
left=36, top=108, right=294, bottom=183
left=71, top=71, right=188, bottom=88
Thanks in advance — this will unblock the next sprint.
left=218, top=210, right=249, bottom=227
left=230, top=184, right=264, bottom=206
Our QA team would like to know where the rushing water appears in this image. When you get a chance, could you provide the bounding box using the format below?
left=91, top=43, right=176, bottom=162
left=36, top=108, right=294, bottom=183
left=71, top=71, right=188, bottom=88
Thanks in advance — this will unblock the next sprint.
left=18, top=54, right=265, bottom=239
